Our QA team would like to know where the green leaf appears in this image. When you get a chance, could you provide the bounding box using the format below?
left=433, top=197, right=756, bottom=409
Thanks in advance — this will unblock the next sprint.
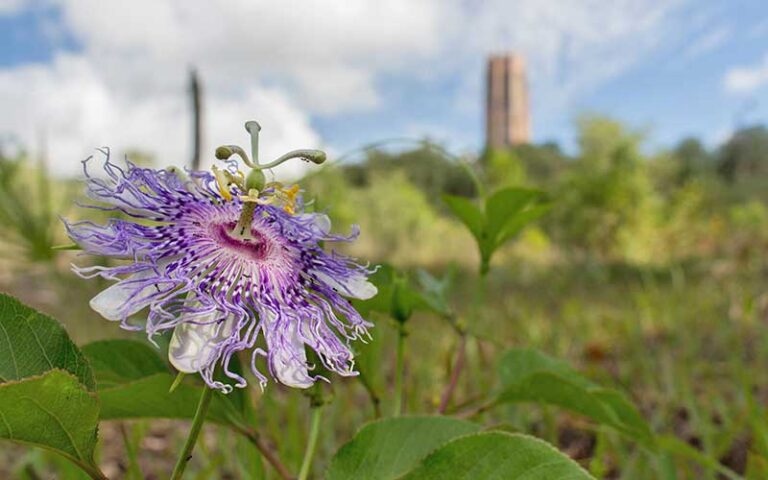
left=81, top=340, right=166, bottom=389
left=495, top=203, right=551, bottom=247
left=96, top=373, right=247, bottom=429
left=0, top=369, right=102, bottom=477
left=442, top=195, right=485, bottom=242
left=497, top=348, right=654, bottom=448
left=0, top=293, right=95, bottom=390
left=482, top=187, right=547, bottom=261
left=399, top=432, right=594, bottom=479
left=390, top=275, right=431, bottom=322
left=499, top=348, right=592, bottom=388
left=415, top=268, right=455, bottom=317
left=352, top=264, right=432, bottom=322
left=82, top=339, right=250, bottom=430
left=326, top=416, right=481, bottom=480
left=352, top=265, right=396, bottom=318
left=444, top=189, right=548, bottom=274
left=484, top=187, right=542, bottom=243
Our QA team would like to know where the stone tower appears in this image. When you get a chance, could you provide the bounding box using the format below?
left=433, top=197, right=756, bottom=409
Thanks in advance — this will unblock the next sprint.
left=485, top=53, right=531, bottom=149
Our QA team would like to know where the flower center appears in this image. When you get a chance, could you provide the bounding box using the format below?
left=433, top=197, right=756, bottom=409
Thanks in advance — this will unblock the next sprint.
left=212, top=222, right=271, bottom=261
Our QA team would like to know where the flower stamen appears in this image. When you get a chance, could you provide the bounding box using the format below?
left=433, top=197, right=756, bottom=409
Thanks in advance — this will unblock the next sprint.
left=212, top=165, right=240, bottom=201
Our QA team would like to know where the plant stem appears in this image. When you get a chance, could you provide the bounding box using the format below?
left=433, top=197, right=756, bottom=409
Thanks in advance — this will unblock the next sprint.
left=437, top=332, right=467, bottom=414
left=119, top=423, right=144, bottom=480
left=170, top=386, right=214, bottom=480
left=393, top=324, right=407, bottom=416
left=357, top=372, right=382, bottom=418
left=79, top=463, right=110, bottom=480
left=456, top=398, right=500, bottom=419
left=298, top=406, right=323, bottom=480
left=239, top=428, right=294, bottom=480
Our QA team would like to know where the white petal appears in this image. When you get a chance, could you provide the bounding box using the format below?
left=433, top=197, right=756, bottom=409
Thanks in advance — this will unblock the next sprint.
left=263, top=313, right=313, bottom=389
left=312, top=214, right=331, bottom=234
left=89, top=271, right=156, bottom=321
left=297, top=213, right=331, bottom=235
left=313, top=271, right=377, bottom=300
left=169, top=314, right=236, bottom=373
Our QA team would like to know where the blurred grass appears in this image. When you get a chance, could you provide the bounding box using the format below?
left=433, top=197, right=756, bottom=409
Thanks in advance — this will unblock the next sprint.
left=5, top=248, right=766, bottom=478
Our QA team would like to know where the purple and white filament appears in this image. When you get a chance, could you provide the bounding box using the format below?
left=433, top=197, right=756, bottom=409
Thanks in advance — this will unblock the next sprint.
left=66, top=149, right=376, bottom=392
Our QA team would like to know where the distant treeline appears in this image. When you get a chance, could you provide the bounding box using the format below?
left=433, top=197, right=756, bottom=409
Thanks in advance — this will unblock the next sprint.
left=313, top=115, right=768, bottom=265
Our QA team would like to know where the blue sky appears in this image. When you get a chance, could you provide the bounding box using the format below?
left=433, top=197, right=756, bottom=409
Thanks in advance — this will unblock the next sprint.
left=1, top=1, right=768, bottom=174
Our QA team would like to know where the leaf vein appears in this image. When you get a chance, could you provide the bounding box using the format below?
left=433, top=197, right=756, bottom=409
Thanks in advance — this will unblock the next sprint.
left=23, top=396, right=84, bottom=461
left=0, top=410, right=13, bottom=439
left=0, top=319, right=18, bottom=379
left=24, top=312, right=55, bottom=369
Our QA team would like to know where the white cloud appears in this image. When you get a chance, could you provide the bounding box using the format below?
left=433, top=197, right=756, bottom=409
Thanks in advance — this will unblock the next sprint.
left=725, top=54, right=768, bottom=94
left=52, top=0, right=442, bottom=113
left=0, top=0, right=25, bottom=14
left=0, top=0, right=695, bottom=174
left=0, top=54, right=319, bottom=177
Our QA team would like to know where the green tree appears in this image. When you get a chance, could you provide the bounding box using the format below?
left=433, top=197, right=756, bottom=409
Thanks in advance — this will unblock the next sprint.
left=717, top=125, right=768, bottom=182
left=674, top=137, right=712, bottom=181
left=548, top=116, right=658, bottom=263
left=483, top=148, right=527, bottom=188
left=481, top=142, right=569, bottom=191
left=344, top=145, right=477, bottom=201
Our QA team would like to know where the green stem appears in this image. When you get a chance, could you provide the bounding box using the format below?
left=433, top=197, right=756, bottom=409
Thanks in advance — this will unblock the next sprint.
left=467, top=270, right=490, bottom=400
left=298, top=406, right=323, bottom=480
left=393, top=324, right=407, bottom=416
left=357, top=372, right=382, bottom=418
left=437, top=330, right=467, bottom=414
left=120, top=423, right=144, bottom=480
left=78, top=462, right=109, bottom=480
left=170, top=386, right=214, bottom=480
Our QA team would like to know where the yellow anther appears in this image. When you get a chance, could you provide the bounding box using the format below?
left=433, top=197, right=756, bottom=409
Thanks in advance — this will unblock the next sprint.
left=278, top=184, right=300, bottom=215
left=283, top=184, right=300, bottom=200
left=212, top=165, right=234, bottom=201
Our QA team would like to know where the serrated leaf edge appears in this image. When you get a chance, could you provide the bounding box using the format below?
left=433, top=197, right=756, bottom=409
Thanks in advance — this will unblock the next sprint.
left=393, top=431, right=596, bottom=480
left=0, top=368, right=102, bottom=472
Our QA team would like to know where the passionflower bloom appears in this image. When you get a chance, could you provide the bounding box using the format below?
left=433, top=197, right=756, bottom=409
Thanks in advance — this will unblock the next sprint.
left=66, top=122, right=376, bottom=392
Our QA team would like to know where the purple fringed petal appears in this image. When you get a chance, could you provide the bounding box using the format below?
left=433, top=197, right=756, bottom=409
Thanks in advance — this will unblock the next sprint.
left=67, top=149, right=375, bottom=392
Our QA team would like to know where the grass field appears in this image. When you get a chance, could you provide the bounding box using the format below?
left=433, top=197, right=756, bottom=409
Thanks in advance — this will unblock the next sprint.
left=3, top=240, right=766, bottom=478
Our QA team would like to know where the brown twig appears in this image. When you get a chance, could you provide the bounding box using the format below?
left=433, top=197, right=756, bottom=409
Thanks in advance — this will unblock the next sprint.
left=446, top=392, right=486, bottom=414
left=240, top=427, right=295, bottom=480
left=455, top=398, right=499, bottom=419
left=437, top=333, right=467, bottom=414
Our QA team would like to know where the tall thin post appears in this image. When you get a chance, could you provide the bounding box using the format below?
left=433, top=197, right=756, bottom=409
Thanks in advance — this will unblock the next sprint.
left=189, top=68, right=203, bottom=170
